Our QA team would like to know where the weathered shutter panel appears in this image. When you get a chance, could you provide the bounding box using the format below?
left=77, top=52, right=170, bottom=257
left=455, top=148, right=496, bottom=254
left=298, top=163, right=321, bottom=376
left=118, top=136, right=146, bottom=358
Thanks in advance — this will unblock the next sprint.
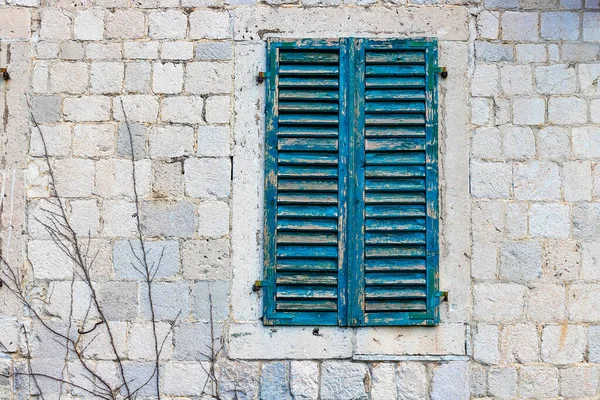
left=263, top=38, right=439, bottom=327
left=349, top=39, right=439, bottom=326
left=263, top=39, right=348, bottom=325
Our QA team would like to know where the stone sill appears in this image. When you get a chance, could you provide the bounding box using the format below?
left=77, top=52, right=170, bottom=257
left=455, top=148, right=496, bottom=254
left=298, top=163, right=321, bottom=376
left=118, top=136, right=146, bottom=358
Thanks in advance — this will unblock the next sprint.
left=353, top=355, right=470, bottom=362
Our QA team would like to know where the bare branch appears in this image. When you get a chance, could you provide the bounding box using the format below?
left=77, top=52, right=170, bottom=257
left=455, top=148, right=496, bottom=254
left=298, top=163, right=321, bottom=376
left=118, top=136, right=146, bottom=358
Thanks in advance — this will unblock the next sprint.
left=28, top=103, right=132, bottom=398
left=119, top=98, right=162, bottom=399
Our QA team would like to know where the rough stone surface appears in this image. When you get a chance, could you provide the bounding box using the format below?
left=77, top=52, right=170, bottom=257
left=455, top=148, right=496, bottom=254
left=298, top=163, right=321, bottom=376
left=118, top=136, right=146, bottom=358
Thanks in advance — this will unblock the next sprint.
left=499, top=241, right=542, bottom=283
left=290, top=361, right=319, bottom=400
left=149, top=125, right=194, bottom=158
left=470, top=162, right=511, bottom=198
left=320, top=362, right=368, bottom=400
left=260, top=362, right=292, bottom=400
left=161, top=96, right=204, bottom=124
left=474, top=283, right=526, bottom=323
left=141, top=201, right=197, bottom=237
left=148, top=10, right=187, bottom=39
left=513, top=97, right=545, bottom=125
left=519, top=365, right=559, bottom=398
left=541, top=11, right=580, bottom=40
left=396, top=362, right=427, bottom=400
left=218, top=361, right=260, bottom=400
left=32, top=95, right=61, bottom=123
left=182, top=238, right=230, bottom=280
left=113, top=239, right=180, bottom=279
left=185, top=158, right=231, bottom=199
left=541, top=324, right=586, bottom=364
left=529, top=203, right=570, bottom=238
left=568, top=283, right=600, bottom=322
left=74, top=9, right=104, bottom=41
left=527, top=284, right=566, bottom=322
left=488, top=366, right=518, bottom=399
left=560, top=365, right=600, bottom=398
left=473, top=324, right=499, bottom=364
left=502, top=11, right=538, bottom=40
left=501, top=125, right=535, bottom=158
left=501, top=323, right=539, bottom=363
left=514, top=161, right=561, bottom=200
left=430, top=362, right=469, bottom=400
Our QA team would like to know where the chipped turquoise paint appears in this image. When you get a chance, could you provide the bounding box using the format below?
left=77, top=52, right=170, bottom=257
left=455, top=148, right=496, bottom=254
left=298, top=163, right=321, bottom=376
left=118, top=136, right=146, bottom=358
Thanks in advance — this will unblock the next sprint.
left=347, top=37, right=366, bottom=327
left=263, top=38, right=440, bottom=327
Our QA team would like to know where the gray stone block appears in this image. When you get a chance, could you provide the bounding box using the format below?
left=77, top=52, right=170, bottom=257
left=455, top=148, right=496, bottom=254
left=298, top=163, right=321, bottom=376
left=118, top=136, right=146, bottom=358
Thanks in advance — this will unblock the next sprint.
left=122, top=362, right=157, bottom=396
left=321, top=361, right=368, bottom=400
left=173, top=321, right=223, bottom=361
left=261, top=362, right=291, bottom=400
left=117, top=122, right=147, bottom=160
left=573, top=203, right=600, bottom=240
left=589, top=326, right=600, bottom=363
left=141, top=281, right=189, bottom=321
left=484, top=0, right=518, bottom=7
left=113, top=239, right=180, bottom=279
left=96, top=281, right=139, bottom=321
left=191, top=280, right=229, bottom=321
left=218, top=360, right=260, bottom=400
left=500, top=241, right=542, bottom=283
left=32, top=95, right=61, bottom=123
left=141, top=201, right=197, bottom=237
left=430, top=361, right=469, bottom=400
left=196, top=42, right=233, bottom=60
left=475, top=42, right=513, bottom=62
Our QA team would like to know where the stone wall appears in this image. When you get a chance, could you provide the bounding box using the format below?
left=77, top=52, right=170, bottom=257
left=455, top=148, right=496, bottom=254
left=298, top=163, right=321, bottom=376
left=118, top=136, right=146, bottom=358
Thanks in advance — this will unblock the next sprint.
left=0, top=0, right=599, bottom=398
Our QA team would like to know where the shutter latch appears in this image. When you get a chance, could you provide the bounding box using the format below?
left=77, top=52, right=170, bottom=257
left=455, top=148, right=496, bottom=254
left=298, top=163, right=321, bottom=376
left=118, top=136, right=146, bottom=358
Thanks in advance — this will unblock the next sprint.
left=0, top=68, right=9, bottom=80
left=433, top=66, right=448, bottom=79
left=256, top=71, right=269, bottom=83
left=253, top=280, right=266, bottom=292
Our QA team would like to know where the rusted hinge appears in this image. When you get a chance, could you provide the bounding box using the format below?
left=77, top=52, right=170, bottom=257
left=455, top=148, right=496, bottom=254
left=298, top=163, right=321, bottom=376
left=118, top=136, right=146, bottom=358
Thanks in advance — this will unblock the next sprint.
left=256, top=71, right=269, bottom=83
left=438, top=291, right=449, bottom=302
left=0, top=68, right=9, bottom=80
left=433, top=66, right=448, bottom=79
left=252, top=280, right=266, bottom=292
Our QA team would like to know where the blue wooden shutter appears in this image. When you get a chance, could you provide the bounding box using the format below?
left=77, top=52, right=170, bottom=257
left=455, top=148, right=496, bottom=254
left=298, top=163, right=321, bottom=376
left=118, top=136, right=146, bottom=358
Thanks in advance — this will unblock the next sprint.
left=263, top=39, right=349, bottom=325
left=348, top=39, right=439, bottom=326
left=263, top=38, right=439, bottom=326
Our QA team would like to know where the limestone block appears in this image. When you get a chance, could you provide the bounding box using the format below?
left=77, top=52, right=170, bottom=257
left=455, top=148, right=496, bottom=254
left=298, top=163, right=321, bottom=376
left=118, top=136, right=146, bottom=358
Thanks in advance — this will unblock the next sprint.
left=527, top=284, right=566, bottom=323
left=148, top=10, right=187, bottom=39
left=148, top=125, right=194, bottom=158
left=73, top=124, right=116, bottom=157
left=74, top=9, right=104, bottom=41
left=91, top=62, right=125, bottom=94
left=541, top=12, right=580, bottom=40
left=140, top=201, right=197, bottom=237
left=473, top=283, right=526, bottom=323
left=290, top=361, right=319, bottom=400
left=181, top=238, right=230, bottom=280
left=320, top=361, right=368, bottom=400
left=541, top=325, right=586, bottom=364
left=184, top=157, right=231, bottom=199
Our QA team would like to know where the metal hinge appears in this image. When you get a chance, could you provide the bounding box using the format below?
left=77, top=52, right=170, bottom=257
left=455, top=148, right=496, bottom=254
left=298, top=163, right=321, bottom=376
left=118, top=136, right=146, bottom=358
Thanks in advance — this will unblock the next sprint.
left=256, top=71, right=270, bottom=83
left=0, top=68, right=9, bottom=80
left=253, top=280, right=266, bottom=292
left=437, top=290, right=449, bottom=302
left=433, top=66, right=448, bottom=79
